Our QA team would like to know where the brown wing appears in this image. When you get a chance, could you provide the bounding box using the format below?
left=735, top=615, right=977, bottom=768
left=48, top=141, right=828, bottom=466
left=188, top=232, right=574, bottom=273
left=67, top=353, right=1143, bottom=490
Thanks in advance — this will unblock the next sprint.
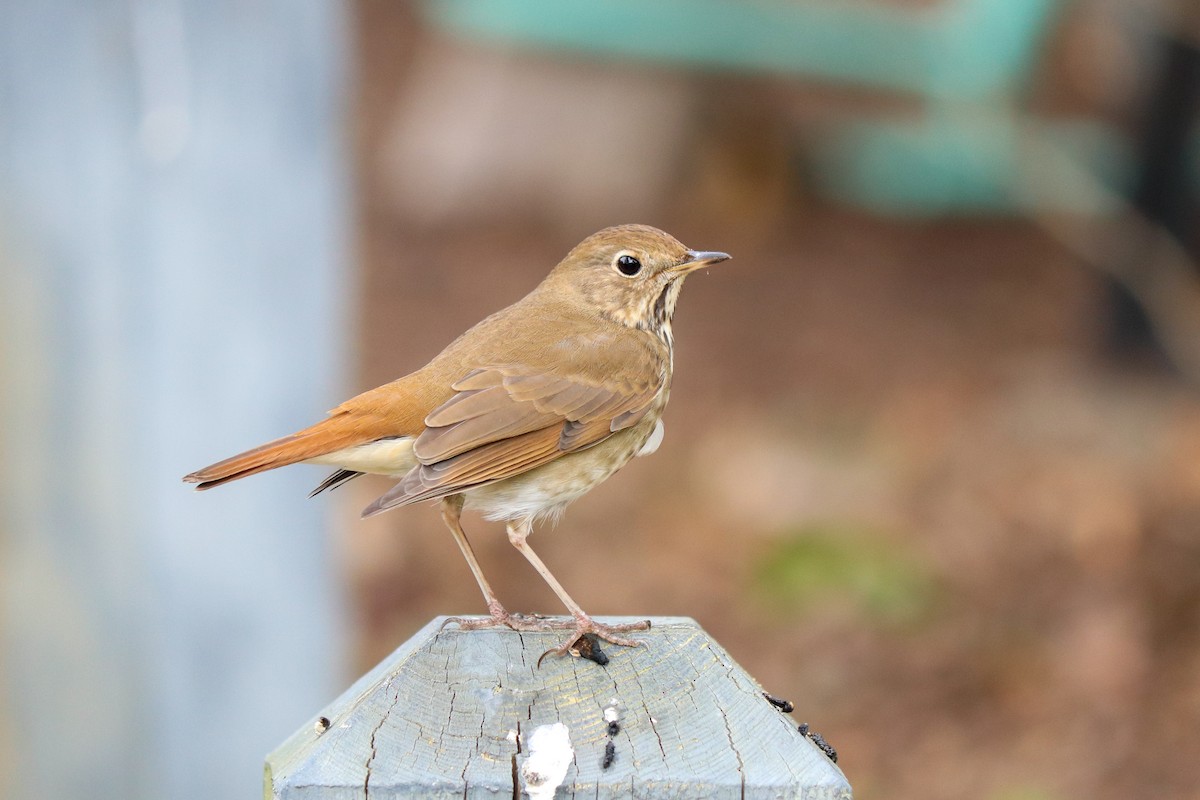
left=360, top=363, right=662, bottom=517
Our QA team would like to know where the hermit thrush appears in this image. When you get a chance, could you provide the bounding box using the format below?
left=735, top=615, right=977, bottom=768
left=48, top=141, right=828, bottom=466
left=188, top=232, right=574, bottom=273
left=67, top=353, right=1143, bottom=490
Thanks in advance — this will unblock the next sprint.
left=184, top=224, right=730, bottom=657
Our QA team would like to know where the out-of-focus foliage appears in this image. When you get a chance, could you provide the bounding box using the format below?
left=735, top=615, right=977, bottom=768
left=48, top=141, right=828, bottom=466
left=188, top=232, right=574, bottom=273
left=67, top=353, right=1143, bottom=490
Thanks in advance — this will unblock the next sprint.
left=753, top=523, right=940, bottom=627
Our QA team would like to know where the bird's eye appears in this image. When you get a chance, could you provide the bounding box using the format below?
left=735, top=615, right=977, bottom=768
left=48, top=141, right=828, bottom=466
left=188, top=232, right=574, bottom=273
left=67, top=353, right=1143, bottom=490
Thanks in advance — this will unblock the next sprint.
left=616, top=254, right=642, bottom=276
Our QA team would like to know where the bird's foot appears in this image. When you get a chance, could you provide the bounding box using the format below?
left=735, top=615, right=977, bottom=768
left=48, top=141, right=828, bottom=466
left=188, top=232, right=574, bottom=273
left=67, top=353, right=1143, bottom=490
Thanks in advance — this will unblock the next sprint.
left=442, top=601, right=576, bottom=633
left=538, top=615, right=651, bottom=665
left=443, top=606, right=650, bottom=664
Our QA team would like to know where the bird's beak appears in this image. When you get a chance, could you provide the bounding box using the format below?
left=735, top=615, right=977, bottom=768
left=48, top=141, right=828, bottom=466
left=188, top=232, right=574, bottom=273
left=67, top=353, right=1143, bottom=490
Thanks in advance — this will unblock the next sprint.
left=671, top=249, right=732, bottom=275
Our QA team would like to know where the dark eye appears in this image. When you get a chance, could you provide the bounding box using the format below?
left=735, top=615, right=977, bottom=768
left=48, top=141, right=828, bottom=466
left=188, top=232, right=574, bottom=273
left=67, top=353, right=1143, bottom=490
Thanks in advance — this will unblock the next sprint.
left=616, top=254, right=642, bottom=276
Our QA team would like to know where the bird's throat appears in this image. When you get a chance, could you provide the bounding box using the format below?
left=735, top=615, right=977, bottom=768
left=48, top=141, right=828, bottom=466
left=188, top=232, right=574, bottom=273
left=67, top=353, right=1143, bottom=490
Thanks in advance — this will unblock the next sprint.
left=648, top=280, right=682, bottom=350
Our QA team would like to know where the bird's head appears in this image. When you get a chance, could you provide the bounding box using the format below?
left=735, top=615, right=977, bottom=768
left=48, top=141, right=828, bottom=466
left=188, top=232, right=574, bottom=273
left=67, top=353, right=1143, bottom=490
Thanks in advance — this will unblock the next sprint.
left=546, top=224, right=731, bottom=336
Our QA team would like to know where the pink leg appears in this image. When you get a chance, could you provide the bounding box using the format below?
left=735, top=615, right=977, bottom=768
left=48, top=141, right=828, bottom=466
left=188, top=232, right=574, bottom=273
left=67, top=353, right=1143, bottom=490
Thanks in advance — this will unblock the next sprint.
left=505, top=517, right=649, bottom=656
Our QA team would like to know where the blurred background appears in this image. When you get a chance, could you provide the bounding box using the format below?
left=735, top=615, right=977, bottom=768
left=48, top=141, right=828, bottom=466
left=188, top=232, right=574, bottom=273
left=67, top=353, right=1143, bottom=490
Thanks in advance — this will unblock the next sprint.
left=3, top=0, right=1200, bottom=798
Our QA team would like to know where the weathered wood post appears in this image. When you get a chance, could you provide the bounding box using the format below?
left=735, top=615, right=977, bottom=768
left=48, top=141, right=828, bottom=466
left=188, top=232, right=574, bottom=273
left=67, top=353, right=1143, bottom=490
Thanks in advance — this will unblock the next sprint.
left=266, top=617, right=851, bottom=798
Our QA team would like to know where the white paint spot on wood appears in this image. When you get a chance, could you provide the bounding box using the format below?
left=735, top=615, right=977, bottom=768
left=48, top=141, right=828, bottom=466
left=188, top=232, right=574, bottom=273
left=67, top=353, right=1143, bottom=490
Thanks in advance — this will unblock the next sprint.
left=520, top=722, right=574, bottom=799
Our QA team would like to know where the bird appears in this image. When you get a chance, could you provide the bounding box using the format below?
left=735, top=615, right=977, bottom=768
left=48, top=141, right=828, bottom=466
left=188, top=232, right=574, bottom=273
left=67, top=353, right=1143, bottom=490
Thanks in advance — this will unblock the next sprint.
left=184, top=224, right=731, bottom=657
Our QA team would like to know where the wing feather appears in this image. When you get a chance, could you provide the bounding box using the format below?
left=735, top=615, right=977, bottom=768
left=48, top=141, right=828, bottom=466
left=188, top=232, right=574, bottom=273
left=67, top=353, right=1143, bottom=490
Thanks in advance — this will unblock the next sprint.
left=364, top=351, right=665, bottom=517
left=362, top=427, right=563, bottom=515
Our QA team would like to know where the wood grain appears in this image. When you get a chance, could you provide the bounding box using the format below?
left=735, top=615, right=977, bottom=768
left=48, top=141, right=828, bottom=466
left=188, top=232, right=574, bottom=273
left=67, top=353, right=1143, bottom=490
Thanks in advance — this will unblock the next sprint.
left=266, top=617, right=851, bottom=799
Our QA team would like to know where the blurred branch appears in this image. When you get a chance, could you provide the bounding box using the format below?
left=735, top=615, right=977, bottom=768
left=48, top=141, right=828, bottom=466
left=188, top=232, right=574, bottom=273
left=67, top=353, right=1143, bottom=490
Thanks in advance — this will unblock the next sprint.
left=1019, top=126, right=1200, bottom=384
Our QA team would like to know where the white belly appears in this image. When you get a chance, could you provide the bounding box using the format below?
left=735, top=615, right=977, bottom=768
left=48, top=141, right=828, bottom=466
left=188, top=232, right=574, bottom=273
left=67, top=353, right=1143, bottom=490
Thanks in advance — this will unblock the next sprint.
left=465, top=418, right=658, bottom=523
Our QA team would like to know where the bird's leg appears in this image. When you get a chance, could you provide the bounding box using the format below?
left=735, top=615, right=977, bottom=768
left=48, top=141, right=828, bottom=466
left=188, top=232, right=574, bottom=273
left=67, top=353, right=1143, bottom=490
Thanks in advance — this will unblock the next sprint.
left=505, top=518, right=649, bottom=656
left=438, top=496, right=567, bottom=633
left=439, top=495, right=502, bottom=618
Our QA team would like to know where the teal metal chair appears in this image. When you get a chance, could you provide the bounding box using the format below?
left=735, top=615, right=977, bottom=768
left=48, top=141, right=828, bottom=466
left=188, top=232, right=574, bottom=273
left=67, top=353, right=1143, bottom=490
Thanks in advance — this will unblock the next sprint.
left=421, top=0, right=1128, bottom=215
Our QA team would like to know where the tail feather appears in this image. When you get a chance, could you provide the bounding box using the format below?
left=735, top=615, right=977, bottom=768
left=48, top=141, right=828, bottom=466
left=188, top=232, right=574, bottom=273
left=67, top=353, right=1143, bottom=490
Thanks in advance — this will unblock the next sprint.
left=309, top=469, right=362, bottom=497
left=183, top=418, right=373, bottom=490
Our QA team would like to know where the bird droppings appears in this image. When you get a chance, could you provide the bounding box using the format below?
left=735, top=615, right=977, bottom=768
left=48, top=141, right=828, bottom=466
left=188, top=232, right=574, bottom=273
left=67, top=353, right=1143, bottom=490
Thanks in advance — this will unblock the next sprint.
left=506, top=729, right=519, bottom=744
left=537, top=632, right=612, bottom=668
left=798, top=722, right=839, bottom=764
left=572, top=633, right=609, bottom=665
left=520, top=722, right=574, bottom=799
left=763, top=691, right=795, bottom=714
left=602, top=702, right=621, bottom=768
left=314, top=716, right=331, bottom=734
left=604, top=702, right=622, bottom=737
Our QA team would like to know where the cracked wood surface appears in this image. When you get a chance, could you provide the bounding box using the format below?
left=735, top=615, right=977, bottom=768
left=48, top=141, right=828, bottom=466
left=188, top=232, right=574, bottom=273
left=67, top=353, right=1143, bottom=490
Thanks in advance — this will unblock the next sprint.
left=266, top=617, right=851, bottom=799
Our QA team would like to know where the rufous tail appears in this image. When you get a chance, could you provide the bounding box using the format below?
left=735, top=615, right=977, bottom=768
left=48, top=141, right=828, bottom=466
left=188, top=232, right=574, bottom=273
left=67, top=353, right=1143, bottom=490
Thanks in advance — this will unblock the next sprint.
left=183, top=418, right=367, bottom=490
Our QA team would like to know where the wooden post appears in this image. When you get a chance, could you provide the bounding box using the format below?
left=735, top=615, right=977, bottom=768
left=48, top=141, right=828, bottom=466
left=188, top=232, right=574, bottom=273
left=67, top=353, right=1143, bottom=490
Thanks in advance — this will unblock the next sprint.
left=266, top=617, right=851, bottom=798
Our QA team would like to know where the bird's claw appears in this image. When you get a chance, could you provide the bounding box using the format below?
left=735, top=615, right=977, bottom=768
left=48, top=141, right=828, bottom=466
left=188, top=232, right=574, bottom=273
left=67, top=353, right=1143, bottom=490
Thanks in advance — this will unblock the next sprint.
left=442, top=608, right=649, bottom=665
left=537, top=617, right=651, bottom=666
